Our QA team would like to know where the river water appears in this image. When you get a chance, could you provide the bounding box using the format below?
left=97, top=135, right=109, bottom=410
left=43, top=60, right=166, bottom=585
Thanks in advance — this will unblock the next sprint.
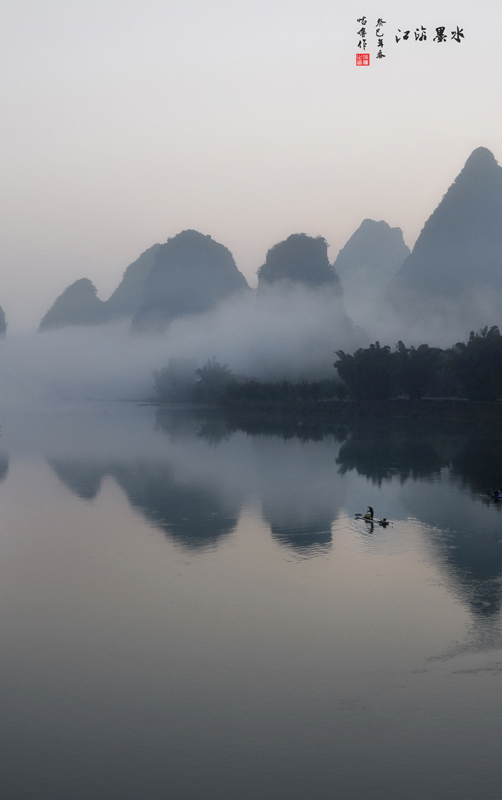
left=1, top=403, right=502, bottom=799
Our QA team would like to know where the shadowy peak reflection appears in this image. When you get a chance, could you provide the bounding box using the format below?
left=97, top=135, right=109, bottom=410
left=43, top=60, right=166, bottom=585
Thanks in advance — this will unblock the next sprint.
left=425, top=522, right=502, bottom=619
left=0, top=454, right=9, bottom=485
left=336, top=419, right=502, bottom=617
left=48, top=459, right=104, bottom=500
left=253, top=436, right=344, bottom=556
left=47, top=457, right=240, bottom=551
left=154, top=408, right=346, bottom=557
left=268, top=516, right=333, bottom=555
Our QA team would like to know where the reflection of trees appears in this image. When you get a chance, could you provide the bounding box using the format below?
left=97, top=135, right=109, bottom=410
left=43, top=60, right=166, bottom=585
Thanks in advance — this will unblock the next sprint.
left=224, top=412, right=347, bottom=443
left=336, top=424, right=451, bottom=484
left=449, top=436, right=502, bottom=495
left=48, top=458, right=240, bottom=550
left=155, top=409, right=231, bottom=446
left=336, top=419, right=502, bottom=497
left=156, top=406, right=348, bottom=446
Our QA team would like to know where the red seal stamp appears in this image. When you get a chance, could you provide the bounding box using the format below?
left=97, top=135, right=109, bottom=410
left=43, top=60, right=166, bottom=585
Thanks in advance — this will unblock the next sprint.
left=356, top=53, right=370, bottom=65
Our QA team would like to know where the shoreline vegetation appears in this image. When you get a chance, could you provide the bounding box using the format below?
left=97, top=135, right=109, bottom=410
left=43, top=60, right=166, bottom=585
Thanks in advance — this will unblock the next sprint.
left=151, top=398, right=502, bottom=432
left=151, top=326, right=502, bottom=429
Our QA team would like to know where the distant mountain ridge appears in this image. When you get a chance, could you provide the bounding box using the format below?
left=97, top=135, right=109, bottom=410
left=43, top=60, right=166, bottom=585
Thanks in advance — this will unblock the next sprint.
left=38, top=279, right=109, bottom=332
left=389, top=147, right=502, bottom=331
left=132, top=230, right=249, bottom=332
left=258, top=233, right=342, bottom=292
left=106, top=244, right=161, bottom=318
left=39, top=245, right=161, bottom=332
left=333, top=219, right=409, bottom=320
left=38, top=233, right=248, bottom=333
left=38, top=148, right=502, bottom=341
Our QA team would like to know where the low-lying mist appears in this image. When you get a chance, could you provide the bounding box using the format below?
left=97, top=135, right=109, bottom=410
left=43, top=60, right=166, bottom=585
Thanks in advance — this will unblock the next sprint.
left=0, top=286, right=361, bottom=405
left=370, top=285, right=502, bottom=349
left=1, top=280, right=501, bottom=406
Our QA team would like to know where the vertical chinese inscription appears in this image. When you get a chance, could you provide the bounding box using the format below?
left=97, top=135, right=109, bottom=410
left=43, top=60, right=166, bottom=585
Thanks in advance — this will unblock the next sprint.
left=357, top=17, right=368, bottom=50
left=376, top=18, right=386, bottom=58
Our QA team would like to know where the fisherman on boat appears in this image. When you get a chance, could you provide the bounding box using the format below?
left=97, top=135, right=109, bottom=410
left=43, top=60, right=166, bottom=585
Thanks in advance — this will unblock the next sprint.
left=355, top=507, right=390, bottom=527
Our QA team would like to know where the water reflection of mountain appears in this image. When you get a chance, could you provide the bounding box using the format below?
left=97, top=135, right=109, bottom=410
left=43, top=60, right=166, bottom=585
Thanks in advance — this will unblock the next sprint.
left=156, top=409, right=346, bottom=556
left=336, top=420, right=502, bottom=617
left=50, top=460, right=104, bottom=500
left=404, top=489, right=502, bottom=618
left=48, top=458, right=240, bottom=550
left=0, top=454, right=9, bottom=484
left=266, top=514, right=333, bottom=554
left=252, top=436, right=345, bottom=555
left=438, top=528, right=502, bottom=618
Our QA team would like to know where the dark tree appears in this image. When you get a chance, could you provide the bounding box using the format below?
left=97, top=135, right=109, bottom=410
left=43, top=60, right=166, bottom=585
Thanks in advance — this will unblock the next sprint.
left=153, top=358, right=197, bottom=401
left=394, top=341, right=442, bottom=399
left=334, top=341, right=396, bottom=400
left=195, top=358, right=235, bottom=401
left=447, top=326, right=502, bottom=401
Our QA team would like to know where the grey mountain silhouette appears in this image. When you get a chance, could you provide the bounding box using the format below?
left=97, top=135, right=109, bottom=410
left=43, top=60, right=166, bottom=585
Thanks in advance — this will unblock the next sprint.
left=38, top=246, right=161, bottom=331
left=389, top=147, right=502, bottom=331
left=106, top=244, right=161, bottom=318
left=255, top=232, right=361, bottom=370
left=38, top=232, right=247, bottom=333
left=333, top=219, right=409, bottom=320
left=38, top=278, right=109, bottom=331
left=132, top=230, right=249, bottom=332
left=0, top=306, right=7, bottom=337
left=258, top=233, right=342, bottom=292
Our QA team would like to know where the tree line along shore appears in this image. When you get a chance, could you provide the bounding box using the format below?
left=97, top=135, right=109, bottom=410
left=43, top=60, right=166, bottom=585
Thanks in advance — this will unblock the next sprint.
left=152, top=326, right=502, bottom=425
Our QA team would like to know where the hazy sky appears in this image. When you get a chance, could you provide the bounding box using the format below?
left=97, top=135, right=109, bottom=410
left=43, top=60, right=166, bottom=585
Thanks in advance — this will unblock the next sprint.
left=1, top=0, right=501, bottom=329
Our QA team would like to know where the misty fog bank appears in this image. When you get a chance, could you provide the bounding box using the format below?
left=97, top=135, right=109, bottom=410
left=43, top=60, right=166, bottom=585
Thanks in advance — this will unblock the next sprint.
left=2, top=295, right=501, bottom=407
left=2, top=283, right=502, bottom=405
left=357, top=285, right=502, bottom=349
left=0, top=287, right=363, bottom=404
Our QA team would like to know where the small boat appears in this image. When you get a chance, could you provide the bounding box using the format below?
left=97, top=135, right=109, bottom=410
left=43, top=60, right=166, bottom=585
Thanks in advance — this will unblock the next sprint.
left=355, top=513, right=390, bottom=527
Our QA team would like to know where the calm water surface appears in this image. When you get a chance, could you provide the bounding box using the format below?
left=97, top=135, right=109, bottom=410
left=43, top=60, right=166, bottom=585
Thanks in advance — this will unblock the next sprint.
left=1, top=403, right=502, bottom=799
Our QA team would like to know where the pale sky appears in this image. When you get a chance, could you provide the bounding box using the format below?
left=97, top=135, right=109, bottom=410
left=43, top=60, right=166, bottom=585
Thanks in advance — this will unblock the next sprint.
left=1, top=0, right=501, bottom=329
